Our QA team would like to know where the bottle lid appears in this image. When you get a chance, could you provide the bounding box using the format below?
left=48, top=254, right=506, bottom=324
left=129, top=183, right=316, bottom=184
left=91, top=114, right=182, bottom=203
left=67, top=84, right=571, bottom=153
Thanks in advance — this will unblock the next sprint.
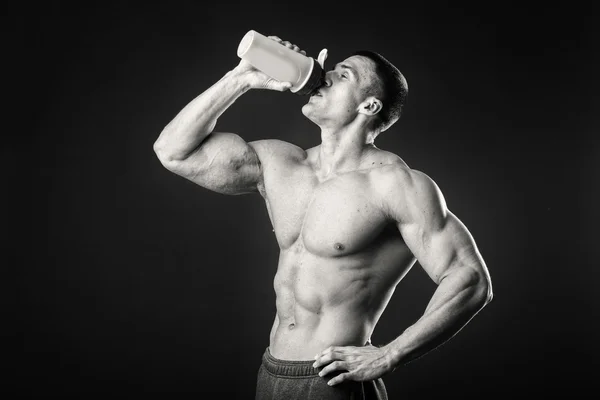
left=291, top=58, right=325, bottom=96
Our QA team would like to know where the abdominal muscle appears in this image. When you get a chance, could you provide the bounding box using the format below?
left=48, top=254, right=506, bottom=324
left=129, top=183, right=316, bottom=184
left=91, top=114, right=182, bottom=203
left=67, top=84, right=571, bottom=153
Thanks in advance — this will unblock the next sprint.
left=269, top=304, right=373, bottom=361
left=268, top=243, right=403, bottom=360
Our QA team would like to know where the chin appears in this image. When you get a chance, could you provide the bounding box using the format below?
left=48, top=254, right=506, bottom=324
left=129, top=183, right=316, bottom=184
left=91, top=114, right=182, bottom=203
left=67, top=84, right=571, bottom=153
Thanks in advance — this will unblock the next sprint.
left=301, top=103, right=312, bottom=118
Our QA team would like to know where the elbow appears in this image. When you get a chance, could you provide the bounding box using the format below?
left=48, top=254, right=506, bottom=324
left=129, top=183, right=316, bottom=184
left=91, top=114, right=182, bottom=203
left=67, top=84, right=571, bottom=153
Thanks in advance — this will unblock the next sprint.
left=474, top=273, right=493, bottom=309
left=153, top=139, right=164, bottom=160
left=155, top=151, right=185, bottom=174
left=153, top=138, right=169, bottom=161
left=486, top=281, right=494, bottom=305
left=153, top=126, right=169, bottom=161
left=153, top=130, right=186, bottom=172
left=153, top=139, right=176, bottom=170
left=457, top=267, right=493, bottom=309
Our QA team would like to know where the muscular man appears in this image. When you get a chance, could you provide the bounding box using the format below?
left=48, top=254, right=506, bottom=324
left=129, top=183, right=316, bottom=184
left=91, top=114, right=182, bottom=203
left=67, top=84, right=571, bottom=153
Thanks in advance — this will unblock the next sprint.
left=153, top=35, right=493, bottom=399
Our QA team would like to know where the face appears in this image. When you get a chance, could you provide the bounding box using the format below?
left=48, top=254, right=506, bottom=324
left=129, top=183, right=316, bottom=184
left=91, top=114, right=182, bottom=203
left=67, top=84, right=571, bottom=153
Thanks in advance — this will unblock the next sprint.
left=301, top=55, right=379, bottom=129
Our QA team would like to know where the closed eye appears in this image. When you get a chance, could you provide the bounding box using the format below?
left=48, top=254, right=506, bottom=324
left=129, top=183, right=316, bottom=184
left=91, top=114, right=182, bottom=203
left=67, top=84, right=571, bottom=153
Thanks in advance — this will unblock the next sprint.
left=329, top=64, right=353, bottom=80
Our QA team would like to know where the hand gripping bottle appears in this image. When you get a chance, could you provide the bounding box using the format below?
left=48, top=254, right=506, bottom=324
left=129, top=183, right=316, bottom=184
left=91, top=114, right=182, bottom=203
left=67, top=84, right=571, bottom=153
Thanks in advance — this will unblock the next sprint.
left=237, top=30, right=325, bottom=95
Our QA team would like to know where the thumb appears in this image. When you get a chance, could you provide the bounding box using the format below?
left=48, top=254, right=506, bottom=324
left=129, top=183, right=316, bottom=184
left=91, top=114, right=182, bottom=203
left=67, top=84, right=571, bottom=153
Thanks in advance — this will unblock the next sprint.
left=317, top=48, right=328, bottom=69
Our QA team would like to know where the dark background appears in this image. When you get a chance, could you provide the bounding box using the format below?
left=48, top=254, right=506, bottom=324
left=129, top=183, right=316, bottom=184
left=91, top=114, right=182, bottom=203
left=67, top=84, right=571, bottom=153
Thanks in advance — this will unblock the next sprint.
left=9, top=1, right=598, bottom=398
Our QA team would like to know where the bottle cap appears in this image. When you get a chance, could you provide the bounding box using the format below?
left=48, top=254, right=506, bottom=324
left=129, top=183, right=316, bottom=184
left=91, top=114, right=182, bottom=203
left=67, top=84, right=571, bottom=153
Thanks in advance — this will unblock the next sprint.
left=291, top=58, right=325, bottom=96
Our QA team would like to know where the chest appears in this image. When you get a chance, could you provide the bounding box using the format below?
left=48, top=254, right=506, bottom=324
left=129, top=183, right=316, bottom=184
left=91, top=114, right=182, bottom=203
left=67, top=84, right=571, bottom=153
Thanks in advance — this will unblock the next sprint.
left=262, top=163, right=391, bottom=257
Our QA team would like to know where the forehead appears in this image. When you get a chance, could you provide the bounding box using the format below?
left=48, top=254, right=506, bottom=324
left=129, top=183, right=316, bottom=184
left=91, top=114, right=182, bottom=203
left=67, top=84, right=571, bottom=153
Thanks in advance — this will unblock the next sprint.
left=339, top=55, right=378, bottom=84
left=341, top=55, right=375, bottom=73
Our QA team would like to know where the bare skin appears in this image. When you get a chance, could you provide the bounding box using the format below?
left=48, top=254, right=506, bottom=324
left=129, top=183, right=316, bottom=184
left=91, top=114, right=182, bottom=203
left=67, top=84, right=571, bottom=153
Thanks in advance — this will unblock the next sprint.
left=262, top=143, right=415, bottom=361
left=154, top=36, right=493, bottom=386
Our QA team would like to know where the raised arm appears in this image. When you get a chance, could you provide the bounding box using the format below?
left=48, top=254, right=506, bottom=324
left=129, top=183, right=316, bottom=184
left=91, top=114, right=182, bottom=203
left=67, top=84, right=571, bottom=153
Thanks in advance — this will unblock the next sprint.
left=382, top=167, right=493, bottom=366
left=153, top=36, right=297, bottom=195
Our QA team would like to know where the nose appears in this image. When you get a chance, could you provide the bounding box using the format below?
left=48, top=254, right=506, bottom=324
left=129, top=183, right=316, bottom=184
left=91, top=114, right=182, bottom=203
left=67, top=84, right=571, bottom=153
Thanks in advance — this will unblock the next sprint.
left=323, top=71, right=333, bottom=87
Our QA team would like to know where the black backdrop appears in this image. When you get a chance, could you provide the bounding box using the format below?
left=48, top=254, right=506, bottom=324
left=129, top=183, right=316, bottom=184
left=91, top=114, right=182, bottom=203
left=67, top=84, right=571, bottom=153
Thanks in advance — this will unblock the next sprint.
left=10, top=1, right=599, bottom=398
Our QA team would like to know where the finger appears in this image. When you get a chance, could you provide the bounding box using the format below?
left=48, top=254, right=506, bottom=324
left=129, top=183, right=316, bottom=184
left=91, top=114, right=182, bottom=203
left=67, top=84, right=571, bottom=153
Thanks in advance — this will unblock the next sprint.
left=264, top=78, right=293, bottom=91
left=318, top=361, right=346, bottom=377
left=313, top=351, right=341, bottom=368
left=268, top=36, right=282, bottom=42
left=292, top=45, right=300, bottom=52
left=314, top=347, right=341, bottom=367
left=275, top=81, right=293, bottom=92
left=315, top=346, right=335, bottom=361
left=328, top=372, right=352, bottom=386
left=317, top=48, right=328, bottom=69
left=281, top=40, right=293, bottom=48
left=300, top=50, right=306, bottom=55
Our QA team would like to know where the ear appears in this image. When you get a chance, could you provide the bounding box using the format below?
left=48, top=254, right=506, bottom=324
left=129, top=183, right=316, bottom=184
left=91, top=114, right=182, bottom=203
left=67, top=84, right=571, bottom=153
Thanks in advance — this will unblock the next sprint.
left=358, top=97, right=382, bottom=116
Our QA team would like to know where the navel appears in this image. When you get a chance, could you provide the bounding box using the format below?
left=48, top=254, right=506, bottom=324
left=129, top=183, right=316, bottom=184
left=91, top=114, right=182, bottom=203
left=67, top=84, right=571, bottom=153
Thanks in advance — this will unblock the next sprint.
left=334, top=242, right=345, bottom=251
left=288, top=323, right=295, bottom=330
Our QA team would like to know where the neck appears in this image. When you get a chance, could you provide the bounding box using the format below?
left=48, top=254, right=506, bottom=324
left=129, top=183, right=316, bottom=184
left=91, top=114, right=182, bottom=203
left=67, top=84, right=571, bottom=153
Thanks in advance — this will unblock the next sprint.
left=317, top=125, right=376, bottom=178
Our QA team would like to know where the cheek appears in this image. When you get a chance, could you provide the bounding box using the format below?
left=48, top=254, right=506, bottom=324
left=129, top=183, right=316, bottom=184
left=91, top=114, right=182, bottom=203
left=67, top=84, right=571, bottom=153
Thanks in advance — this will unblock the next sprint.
left=331, top=93, right=356, bottom=112
left=329, top=101, right=351, bottom=116
left=332, top=103, right=358, bottom=123
left=339, top=98, right=359, bottom=115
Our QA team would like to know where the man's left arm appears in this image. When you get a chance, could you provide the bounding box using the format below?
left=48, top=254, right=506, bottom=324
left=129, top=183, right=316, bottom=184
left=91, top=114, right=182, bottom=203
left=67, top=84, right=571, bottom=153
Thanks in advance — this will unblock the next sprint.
left=313, top=168, right=493, bottom=385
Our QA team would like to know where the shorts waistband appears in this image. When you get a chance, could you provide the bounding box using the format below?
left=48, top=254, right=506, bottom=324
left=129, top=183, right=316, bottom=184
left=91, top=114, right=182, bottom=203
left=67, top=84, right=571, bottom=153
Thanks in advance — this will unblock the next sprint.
left=261, top=347, right=320, bottom=377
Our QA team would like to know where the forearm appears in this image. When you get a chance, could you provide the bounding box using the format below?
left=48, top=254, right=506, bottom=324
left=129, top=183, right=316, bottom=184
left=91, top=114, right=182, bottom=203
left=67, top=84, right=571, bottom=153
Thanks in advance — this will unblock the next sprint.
left=154, top=67, right=251, bottom=161
left=384, top=267, right=491, bottom=368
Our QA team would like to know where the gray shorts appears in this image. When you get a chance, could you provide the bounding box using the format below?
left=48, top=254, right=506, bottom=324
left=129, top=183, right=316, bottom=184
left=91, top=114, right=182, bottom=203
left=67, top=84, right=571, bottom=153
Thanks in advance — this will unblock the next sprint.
left=255, top=347, right=388, bottom=400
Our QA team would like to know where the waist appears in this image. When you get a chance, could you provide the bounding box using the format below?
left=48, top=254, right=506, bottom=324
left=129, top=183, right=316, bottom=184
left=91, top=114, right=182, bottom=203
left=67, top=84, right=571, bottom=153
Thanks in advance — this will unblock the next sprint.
left=261, top=346, right=320, bottom=377
left=269, top=313, right=371, bottom=360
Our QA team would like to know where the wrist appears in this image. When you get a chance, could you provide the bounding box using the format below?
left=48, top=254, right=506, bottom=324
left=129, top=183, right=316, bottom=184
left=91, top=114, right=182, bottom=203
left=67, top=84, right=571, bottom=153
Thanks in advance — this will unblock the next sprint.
left=382, top=342, right=404, bottom=371
left=226, top=66, right=253, bottom=93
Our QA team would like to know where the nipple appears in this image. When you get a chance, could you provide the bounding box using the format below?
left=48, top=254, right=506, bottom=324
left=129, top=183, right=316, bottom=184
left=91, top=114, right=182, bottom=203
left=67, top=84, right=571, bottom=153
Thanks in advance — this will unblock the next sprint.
left=334, top=243, right=345, bottom=251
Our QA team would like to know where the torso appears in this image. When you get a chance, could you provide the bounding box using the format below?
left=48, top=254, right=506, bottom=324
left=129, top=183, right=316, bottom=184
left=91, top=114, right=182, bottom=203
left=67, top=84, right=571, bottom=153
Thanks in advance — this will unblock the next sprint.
left=259, top=143, right=417, bottom=360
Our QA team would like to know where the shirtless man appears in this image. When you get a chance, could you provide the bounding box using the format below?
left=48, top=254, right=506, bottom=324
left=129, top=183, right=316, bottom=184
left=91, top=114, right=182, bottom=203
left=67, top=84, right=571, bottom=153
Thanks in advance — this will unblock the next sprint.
left=153, top=36, right=493, bottom=399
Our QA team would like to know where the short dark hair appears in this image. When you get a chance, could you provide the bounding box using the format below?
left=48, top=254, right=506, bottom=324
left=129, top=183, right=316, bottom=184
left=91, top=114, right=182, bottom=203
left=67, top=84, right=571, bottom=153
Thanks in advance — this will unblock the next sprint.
left=351, top=50, right=408, bottom=133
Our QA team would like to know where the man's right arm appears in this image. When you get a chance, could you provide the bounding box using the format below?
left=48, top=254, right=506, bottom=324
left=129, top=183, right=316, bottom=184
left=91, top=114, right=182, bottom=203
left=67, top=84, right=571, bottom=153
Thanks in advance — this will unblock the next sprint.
left=153, top=37, right=295, bottom=195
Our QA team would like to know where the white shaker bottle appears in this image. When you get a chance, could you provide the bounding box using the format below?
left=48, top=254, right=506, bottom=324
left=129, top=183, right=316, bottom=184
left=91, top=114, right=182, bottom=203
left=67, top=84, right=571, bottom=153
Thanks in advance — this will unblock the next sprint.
left=237, top=30, right=325, bottom=95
